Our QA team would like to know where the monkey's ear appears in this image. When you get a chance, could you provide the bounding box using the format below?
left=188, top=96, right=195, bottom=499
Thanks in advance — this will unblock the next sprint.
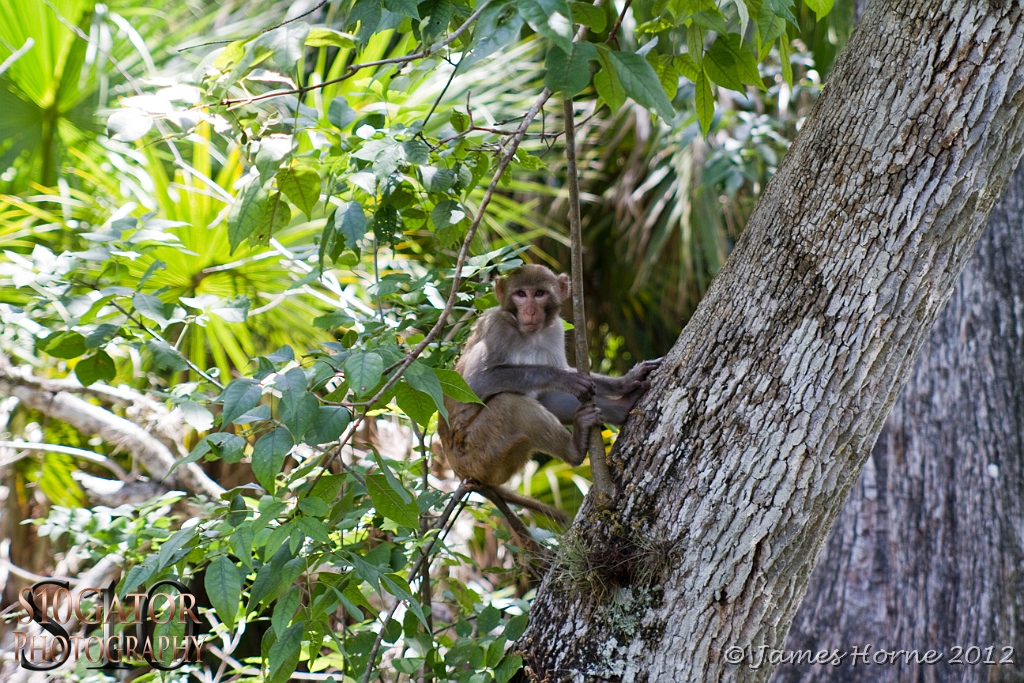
left=557, top=273, right=570, bottom=301
left=495, top=276, right=507, bottom=304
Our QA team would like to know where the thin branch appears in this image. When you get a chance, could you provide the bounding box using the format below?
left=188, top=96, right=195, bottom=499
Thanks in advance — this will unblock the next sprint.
left=363, top=483, right=471, bottom=683
left=179, top=0, right=329, bottom=51
left=605, top=0, right=633, bottom=44
left=0, top=440, right=129, bottom=480
left=221, top=0, right=494, bottom=107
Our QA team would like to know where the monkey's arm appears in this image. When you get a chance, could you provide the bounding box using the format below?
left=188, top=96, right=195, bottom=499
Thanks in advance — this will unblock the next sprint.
left=590, top=358, right=663, bottom=397
left=538, top=391, right=640, bottom=426
left=468, top=365, right=594, bottom=402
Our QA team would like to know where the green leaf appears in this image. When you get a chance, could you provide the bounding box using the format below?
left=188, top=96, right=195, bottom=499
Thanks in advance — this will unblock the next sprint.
left=255, top=135, right=293, bottom=179
left=689, top=9, right=727, bottom=34
left=366, top=473, right=420, bottom=527
left=430, top=199, right=466, bottom=230
left=708, top=34, right=765, bottom=90
left=457, top=0, right=524, bottom=71
left=231, top=526, right=254, bottom=570
left=695, top=67, right=714, bottom=136
left=779, top=34, right=793, bottom=87
left=74, top=351, right=116, bottom=386
left=382, top=573, right=428, bottom=626
left=606, top=48, right=675, bottom=120
left=145, top=339, right=190, bottom=371
left=756, top=3, right=787, bottom=58
left=228, top=179, right=269, bottom=253
left=345, top=352, right=384, bottom=396
left=449, top=109, right=469, bottom=132
left=494, top=654, right=524, bottom=683
left=298, top=497, right=329, bottom=517
left=181, top=401, right=215, bottom=432
left=328, top=96, right=358, bottom=130
left=404, top=361, right=447, bottom=419
left=687, top=24, right=704, bottom=67
left=371, top=204, right=401, bottom=244
left=503, top=613, right=528, bottom=640
left=385, top=0, right=420, bottom=19
left=418, top=0, right=453, bottom=43
left=39, top=331, right=86, bottom=359
left=247, top=192, right=291, bottom=247
left=420, top=166, right=456, bottom=193
left=568, top=1, right=605, bottom=31
left=333, top=201, right=367, bottom=253
left=273, top=585, right=301, bottom=637
left=84, top=324, right=119, bottom=349
left=519, top=0, right=574, bottom=53
left=133, top=292, right=169, bottom=326
left=268, top=622, right=305, bottom=683
left=594, top=50, right=625, bottom=113
left=277, top=167, right=321, bottom=220
left=402, top=139, right=430, bottom=165
left=251, top=428, right=294, bottom=491
left=703, top=38, right=744, bottom=91
left=544, top=42, right=597, bottom=97
left=395, top=381, right=437, bottom=426
left=434, top=368, right=483, bottom=404
left=304, top=406, right=352, bottom=445
left=205, top=556, right=241, bottom=631
left=280, top=391, right=319, bottom=440
left=674, top=53, right=700, bottom=81
left=219, top=378, right=263, bottom=425
left=305, top=27, right=357, bottom=49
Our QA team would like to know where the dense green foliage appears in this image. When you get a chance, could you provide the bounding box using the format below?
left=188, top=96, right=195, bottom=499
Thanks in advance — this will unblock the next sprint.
left=0, top=0, right=844, bottom=680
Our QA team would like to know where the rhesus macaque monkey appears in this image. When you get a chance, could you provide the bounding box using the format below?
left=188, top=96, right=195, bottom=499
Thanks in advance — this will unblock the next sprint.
left=438, top=264, right=660, bottom=524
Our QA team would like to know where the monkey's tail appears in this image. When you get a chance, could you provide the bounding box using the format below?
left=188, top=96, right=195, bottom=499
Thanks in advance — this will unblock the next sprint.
left=484, top=485, right=571, bottom=526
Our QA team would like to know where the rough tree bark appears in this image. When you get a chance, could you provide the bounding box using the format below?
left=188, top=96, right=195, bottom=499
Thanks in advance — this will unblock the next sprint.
left=772, top=150, right=1024, bottom=683
left=517, top=2, right=1024, bottom=681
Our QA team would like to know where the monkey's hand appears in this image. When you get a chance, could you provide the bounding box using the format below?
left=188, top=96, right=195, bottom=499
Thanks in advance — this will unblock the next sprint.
left=619, top=357, right=663, bottom=395
left=562, top=370, right=596, bottom=400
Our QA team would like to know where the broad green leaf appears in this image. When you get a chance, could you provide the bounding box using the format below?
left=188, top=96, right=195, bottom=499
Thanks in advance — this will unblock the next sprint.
left=687, top=25, right=704, bottom=67
left=75, top=351, right=116, bottom=386
left=181, top=401, right=214, bottom=432
left=420, top=166, right=456, bottom=193
left=254, top=22, right=310, bottom=71
left=430, top=199, right=466, bottom=230
left=402, top=139, right=430, bottom=165
left=155, top=528, right=194, bottom=571
left=606, top=48, right=675, bottom=120
left=219, top=379, right=263, bottom=425
left=418, top=0, right=453, bottom=44
left=395, top=381, right=436, bottom=426
left=328, top=96, right=357, bottom=130
left=503, top=613, right=529, bottom=640
left=268, top=622, right=305, bottom=683
left=280, top=391, right=318, bottom=440
left=689, top=9, right=727, bottom=34
left=382, top=573, right=428, bottom=626
left=594, top=50, right=625, bottom=113
left=674, top=53, right=700, bottom=81
left=449, top=109, right=469, bottom=132
left=703, top=39, right=744, bottom=91
left=304, top=406, right=352, bottom=445
left=251, top=428, right=294, bottom=491
left=519, top=0, right=574, bottom=53
left=648, top=53, right=679, bottom=100
left=544, top=42, right=597, bottom=97
left=457, top=0, right=524, bottom=71
left=366, top=473, right=420, bottom=527
left=205, top=556, right=241, bottom=631
left=277, top=167, right=321, bottom=220
left=133, top=292, right=169, bottom=326
left=345, top=352, right=383, bottom=395
left=756, top=3, right=787, bottom=58
left=84, top=324, right=119, bottom=349
left=305, top=27, right=357, bottom=49
left=494, top=654, right=524, bottom=683
left=708, top=34, right=765, bottom=91
left=39, top=331, right=85, bottom=359
left=273, top=586, right=301, bottom=637
left=333, top=201, right=367, bottom=252
left=145, top=339, right=190, bottom=371
left=404, top=361, right=447, bottom=419
left=695, top=67, right=714, bottom=136
left=250, top=192, right=291, bottom=247
left=298, top=497, right=329, bottom=517
left=255, top=135, right=293, bottom=179
left=231, top=526, right=254, bottom=570
left=249, top=545, right=292, bottom=608
left=228, top=179, right=269, bottom=253
left=385, top=0, right=420, bottom=19
left=434, top=368, right=483, bottom=404
left=568, top=1, right=605, bottom=32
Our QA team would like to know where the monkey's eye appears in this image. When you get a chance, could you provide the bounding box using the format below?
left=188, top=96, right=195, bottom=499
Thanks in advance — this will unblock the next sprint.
left=535, top=290, right=547, bottom=297
left=515, top=290, right=526, bottom=297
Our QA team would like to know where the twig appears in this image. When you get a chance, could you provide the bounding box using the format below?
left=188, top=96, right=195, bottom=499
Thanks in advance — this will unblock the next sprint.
left=362, top=483, right=472, bottom=683
left=563, top=97, right=614, bottom=508
left=605, top=0, right=633, bottom=44
left=221, top=0, right=495, bottom=107
left=0, top=441, right=129, bottom=480
left=179, top=0, right=329, bottom=51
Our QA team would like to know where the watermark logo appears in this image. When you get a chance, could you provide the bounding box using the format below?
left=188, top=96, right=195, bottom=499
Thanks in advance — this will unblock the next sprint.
left=6, top=578, right=204, bottom=671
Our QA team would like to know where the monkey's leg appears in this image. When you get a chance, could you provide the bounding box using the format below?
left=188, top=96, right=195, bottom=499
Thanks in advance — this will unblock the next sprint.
left=470, top=483, right=549, bottom=560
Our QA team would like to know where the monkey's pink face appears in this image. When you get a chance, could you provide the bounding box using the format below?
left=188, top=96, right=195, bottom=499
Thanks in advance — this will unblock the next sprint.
left=511, top=286, right=551, bottom=332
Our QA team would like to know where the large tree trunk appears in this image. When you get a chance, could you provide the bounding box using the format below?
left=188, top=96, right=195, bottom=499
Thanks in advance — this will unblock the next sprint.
left=772, top=150, right=1024, bottom=683
left=516, top=1, right=1024, bottom=681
